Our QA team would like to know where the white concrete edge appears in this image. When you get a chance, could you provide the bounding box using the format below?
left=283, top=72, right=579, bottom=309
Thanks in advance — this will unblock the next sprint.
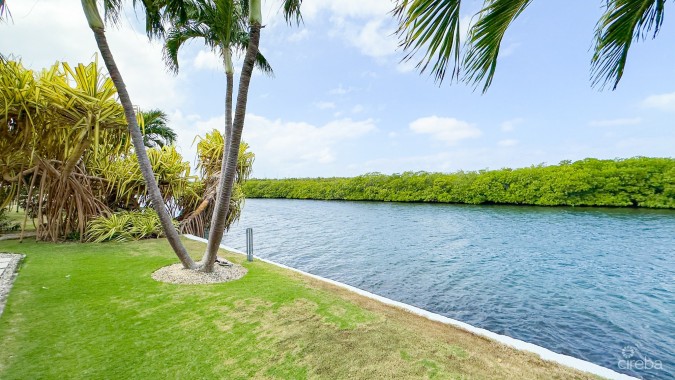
left=184, top=234, right=636, bottom=380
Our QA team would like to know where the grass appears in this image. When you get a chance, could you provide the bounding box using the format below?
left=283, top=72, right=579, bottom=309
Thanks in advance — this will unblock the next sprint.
left=0, top=238, right=600, bottom=379
left=0, top=208, right=36, bottom=233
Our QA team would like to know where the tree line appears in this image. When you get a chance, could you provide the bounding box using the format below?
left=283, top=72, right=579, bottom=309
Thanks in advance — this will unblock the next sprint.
left=243, top=157, right=675, bottom=209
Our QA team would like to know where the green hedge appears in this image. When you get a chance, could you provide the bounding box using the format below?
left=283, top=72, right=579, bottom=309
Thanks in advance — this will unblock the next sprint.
left=243, top=157, right=675, bottom=208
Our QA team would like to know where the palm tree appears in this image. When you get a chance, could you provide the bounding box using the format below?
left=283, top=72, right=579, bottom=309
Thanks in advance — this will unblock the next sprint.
left=162, top=0, right=275, bottom=271
left=140, top=109, right=177, bottom=148
left=198, top=0, right=261, bottom=271
left=394, top=0, right=669, bottom=91
left=4, top=0, right=300, bottom=272
left=80, top=0, right=196, bottom=268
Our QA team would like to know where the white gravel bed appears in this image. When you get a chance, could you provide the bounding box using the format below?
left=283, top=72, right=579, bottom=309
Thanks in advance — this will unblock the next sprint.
left=152, top=259, right=247, bottom=284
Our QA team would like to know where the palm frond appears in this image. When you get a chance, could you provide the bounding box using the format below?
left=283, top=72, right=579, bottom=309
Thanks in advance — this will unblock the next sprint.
left=161, top=0, right=193, bottom=25
left=134, top=0, right=165, bottom=38
left=140, top=109, right=177, bottom=148
left=102, top=0, right=124, bottom=25
left=163, top=23, right=216, bottom=73
left=464, top=0, right=533, bottom=93
left=592, top=0, right=666, bottom=89
left=394, top=0, right=464, bottom=84
left=163, top=0, right=273, bottom=76
left=0, top=0, right=13, bottom=22
left=255, top=51, right=274, bottom=77
left=283, top=0, right=303, bottom=26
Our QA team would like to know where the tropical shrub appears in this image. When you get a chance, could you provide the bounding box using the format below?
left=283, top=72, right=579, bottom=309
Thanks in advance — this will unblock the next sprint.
left=177, top=130, right=254, bottom=237
left=0, top=208, right=19, bottom=233
left=0, top=58, right=129, bottom=241
left=86, top=209, right=170, bottom=242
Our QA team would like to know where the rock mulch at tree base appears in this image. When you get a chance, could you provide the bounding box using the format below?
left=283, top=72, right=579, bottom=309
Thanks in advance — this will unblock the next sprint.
left=152, top=259, right=247, bottom=285
left=0, top=252, right=24, bottom=317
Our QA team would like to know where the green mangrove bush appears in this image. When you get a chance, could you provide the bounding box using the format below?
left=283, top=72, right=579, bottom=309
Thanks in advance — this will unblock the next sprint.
left=243, top=157, right=675, bottom=209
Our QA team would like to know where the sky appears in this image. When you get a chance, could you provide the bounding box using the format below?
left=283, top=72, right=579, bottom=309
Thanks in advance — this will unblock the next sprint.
left=2, top=0, right=674, bottom=178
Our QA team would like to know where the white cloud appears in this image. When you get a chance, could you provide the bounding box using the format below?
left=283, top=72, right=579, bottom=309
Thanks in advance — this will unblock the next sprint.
left=315, top=101, right=336, bottom=110
left=588, top=118, right=642, bottom=127
left=500, top=118, right=523, bottom=132
left=410, top=116, right=482, bottom=145
left=242, top=115, right=377, bottom=174
left=301, top=0, right=394, bottom=20
left=351, top=105, right=365, bottom=113
left=299, top=0, right=400, bottom=63
left=642, top=92, right=675, bottom=111
left=500, top=42, right=522, bottom=57
left=345, top=18, right=398, bottom=59
left=498, top=139, right=519, bottom=147
left=329, top=85, right=354, bottom=95
left=288, top=29, right=310, bottom=42
left=193, top=50, right=222, bottom=71
left=396, top=58, right=417, bottom=73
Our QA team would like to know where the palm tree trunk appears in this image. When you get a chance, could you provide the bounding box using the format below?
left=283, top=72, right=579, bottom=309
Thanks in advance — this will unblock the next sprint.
left=81, top=0, right=195, bottom=269
left=224, top=50, right=234, bottom=156
left=201, top=21, right=262, bottom=272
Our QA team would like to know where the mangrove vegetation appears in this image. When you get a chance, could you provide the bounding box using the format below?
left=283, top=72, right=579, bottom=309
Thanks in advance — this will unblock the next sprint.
left=243, top=157, right=675, bottom=208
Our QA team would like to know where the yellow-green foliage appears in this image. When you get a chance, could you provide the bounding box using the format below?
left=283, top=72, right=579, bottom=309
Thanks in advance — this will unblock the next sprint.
left=92, top=145, right=199, bottom=214
left=0, top=58, right=130, bottom=176
left=86, top=209, right=172, bottom=242
left=196, top=130, right=254, bottom=183
left=0, top=58, right=133, bottom=241
left=179, top=130, right=255, bottom=236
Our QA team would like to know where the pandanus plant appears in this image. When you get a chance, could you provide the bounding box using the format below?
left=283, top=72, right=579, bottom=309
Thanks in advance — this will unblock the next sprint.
left=0, top=58, right=130, bottom=241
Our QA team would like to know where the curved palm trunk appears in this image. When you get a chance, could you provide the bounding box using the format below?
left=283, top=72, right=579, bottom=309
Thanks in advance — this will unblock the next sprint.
left=201, top=23, right=261, bottom=272
left=81, top=0, right=195, bottom=269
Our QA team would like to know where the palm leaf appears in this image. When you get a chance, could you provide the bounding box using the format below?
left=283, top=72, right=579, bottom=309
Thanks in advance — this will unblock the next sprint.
left=394, top=0, right=464, bottom=83
left=592, top=0, right=666, bottom=89
left=283, top=0, right=303, bottom=26
left=464, top=0, right=533, bottom=92
left=0, top=0, right=12, bottom=22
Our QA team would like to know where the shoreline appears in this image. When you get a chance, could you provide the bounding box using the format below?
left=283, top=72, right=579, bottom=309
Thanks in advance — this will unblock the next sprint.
left=185, top=234, right=637, bottom=380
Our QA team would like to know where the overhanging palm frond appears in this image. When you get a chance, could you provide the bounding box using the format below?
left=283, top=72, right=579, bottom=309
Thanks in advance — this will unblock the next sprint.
left=163, top=0, right=274, bottom=76
left=232, top=30, right=275, bottom=76
left=0, top=0, right=12, bottom=22
left=134, top=0, right=165, bottom=38
left=283, top=0, right=303, bottom=25
left=254, top=51, right=274, bottom=77
left=394, top=0, right=464, bottom=84
left=164, top=23, right=216, bottom=73
left=592, top=0, right=666, bottom=89
left=464, top=0, right=532, bottom=93
left=102, top=0, right=124, bottom=25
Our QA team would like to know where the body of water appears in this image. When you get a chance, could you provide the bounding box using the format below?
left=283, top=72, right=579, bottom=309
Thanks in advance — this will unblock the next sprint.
left=226, top=199, right=674, bottom=379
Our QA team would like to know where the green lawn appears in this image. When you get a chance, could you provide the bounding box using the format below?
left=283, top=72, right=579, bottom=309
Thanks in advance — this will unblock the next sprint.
left=0, top=238, right=599, bottom=379
left=0, top=208, right=35, bottom=233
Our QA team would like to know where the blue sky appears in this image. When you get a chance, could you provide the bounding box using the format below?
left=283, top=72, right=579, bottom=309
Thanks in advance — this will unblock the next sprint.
left=2, top=0, right=674, bottom=178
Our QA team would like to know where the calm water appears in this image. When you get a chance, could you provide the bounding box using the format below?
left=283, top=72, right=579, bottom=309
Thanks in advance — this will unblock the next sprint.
left=227, top=199, right=675, bottom=379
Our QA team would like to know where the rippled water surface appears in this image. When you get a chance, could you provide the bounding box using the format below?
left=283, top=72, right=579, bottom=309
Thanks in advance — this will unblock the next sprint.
left=226, top=199, right=675, bottom=379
